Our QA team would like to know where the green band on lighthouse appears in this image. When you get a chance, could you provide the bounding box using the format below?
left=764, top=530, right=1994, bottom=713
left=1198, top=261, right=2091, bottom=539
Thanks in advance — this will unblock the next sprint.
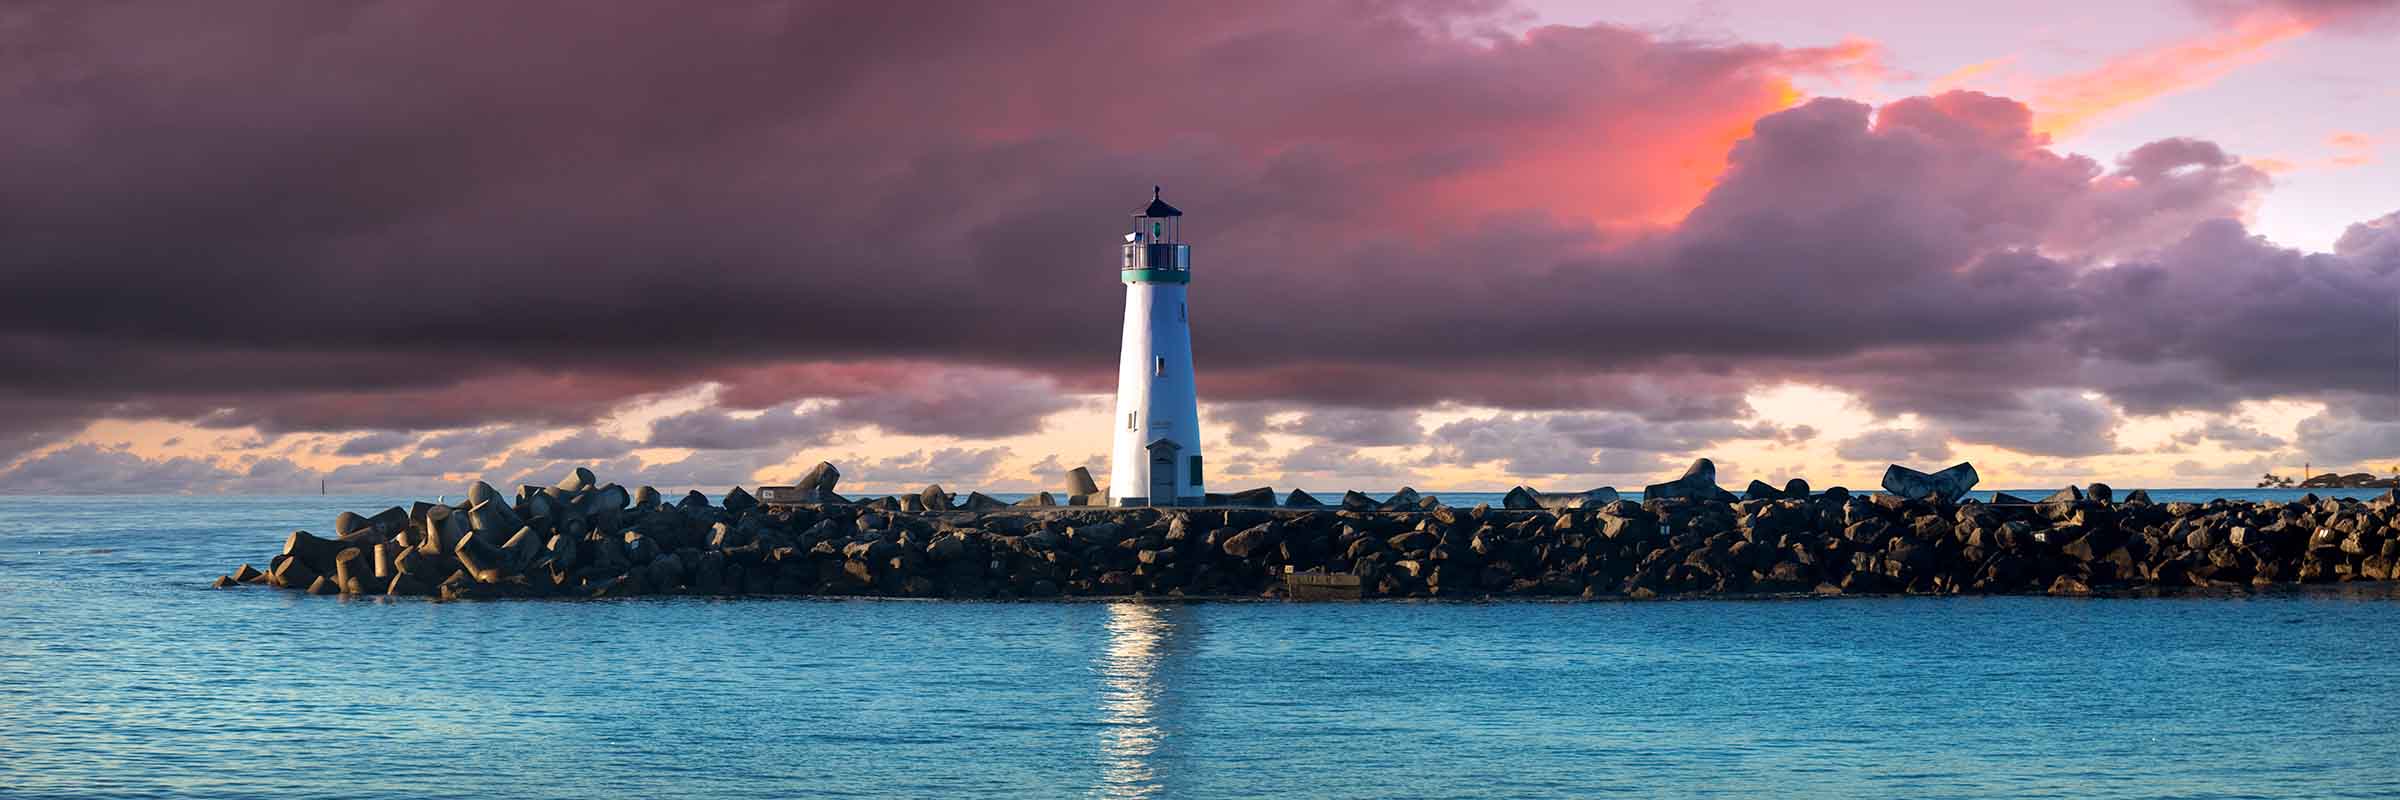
left=1120, top=269, right=1190, bottom=284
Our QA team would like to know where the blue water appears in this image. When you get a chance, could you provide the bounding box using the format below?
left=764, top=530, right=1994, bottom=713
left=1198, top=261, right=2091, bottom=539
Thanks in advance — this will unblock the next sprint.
left=5, top=494, right=2400, bottom=799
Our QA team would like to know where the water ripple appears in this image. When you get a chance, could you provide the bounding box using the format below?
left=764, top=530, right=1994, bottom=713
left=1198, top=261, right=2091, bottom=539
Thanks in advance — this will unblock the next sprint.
left=3, top=495, right=2399, bottom=799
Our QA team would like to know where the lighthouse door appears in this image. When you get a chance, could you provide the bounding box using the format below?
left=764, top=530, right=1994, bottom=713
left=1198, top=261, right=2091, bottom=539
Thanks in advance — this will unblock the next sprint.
left=1151, top=454, right=1177, bottom=502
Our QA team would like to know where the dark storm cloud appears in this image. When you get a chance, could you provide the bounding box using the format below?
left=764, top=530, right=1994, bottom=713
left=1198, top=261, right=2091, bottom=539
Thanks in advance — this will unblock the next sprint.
left=645, top=406, right=836, bottom=451
left=0, top=1, right=2392, bottom=466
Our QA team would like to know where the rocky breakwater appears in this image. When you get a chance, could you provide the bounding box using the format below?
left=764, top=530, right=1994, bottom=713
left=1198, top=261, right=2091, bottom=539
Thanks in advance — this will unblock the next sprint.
left=215, top=459, right=2400, bottom=601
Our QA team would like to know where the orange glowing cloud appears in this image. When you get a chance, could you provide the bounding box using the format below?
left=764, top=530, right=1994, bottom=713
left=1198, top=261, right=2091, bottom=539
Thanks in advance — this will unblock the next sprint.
left=2328, top=131, right=2377, bottom=166
left=2029, top=12, right=2313, bottom=138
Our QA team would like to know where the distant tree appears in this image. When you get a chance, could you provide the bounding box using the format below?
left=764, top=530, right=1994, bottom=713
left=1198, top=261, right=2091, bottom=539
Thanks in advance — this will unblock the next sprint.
left=2256, top=473, right=2295, bottom=488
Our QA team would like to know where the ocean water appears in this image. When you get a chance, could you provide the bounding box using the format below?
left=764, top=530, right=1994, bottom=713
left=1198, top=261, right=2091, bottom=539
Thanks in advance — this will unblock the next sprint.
left=5, top=494, right=2400, bottom=800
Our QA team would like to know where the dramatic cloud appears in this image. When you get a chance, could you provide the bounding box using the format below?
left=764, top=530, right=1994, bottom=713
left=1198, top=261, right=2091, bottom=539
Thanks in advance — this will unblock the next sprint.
left=2174, top=420, right=2290, bottom=451
left=0, top=445, right=280, bottom=495
left=848, top=447, right=1015, bottom=490
left=1271, top=408, right=1424, bottom=447
left=1835, top=428, right=1955, bottom=463
left=1422, top=414, right=1676, bottom=478
left=646, top=406, right=837, bottom=451
left=1941, top=390, right=2126, bottom=458
left=333, top=431, right=414, bottom=458
left=532, top=428, right=642, bottom=461
left=0, top=1, right=2394, bottom=492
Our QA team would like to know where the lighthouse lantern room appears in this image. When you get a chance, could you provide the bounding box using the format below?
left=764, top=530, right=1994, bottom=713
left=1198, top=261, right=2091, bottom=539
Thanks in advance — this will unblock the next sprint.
left=1110, top=187, right=1203, bottom=507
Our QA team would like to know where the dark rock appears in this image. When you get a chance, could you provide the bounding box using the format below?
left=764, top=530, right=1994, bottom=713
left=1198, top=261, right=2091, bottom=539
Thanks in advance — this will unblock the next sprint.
left=788, top=461, right=842, bottom=503
left=386, top=574, right=432, bottom=597
left=1643, top=459, right=1736, bottom=503
left=1222, top=524, right=1278, bottom=558
left=543, top=466, right=591, bottom=494
left=1782, top=478, right=1811, bottom=499
left=962, top=492, right=1010, bottom=511
left=1015, top=491, right=1059, bottom=507
left=1538, top=487, right=1620, bottom=510
left=281, top=530, right=345, bottom=575
left=2086, top=483, right=2114, bottom=504
left=919, top=484, right=954, bottom=512
left=466, top=499, right=522, bottom=535
left=633, top=485, right=662, bottom=509
left=366, top=506, right=411, bottom=536
left=1744, top=480, right=1781, bottom=501
left=1066, top=467, right=1100, bottom=497
left=232, top=563, right=264, bottom=584
left=1503, top=487, right=1543, bottom=510
left=1285, top=489, right=1324, bottom=508
left=212, top=575, right=238, bottom=589
left=1220, top=487, right=1276, bottom=508
left=1341, top=491, right=1378, bottom=511
left=1879, top=462, right=1979, bottom=503
left=724, top=487, right=758, bottom=515
left=1378, top=488, right=1423, bottom=512
left=2122, top=489, right=2153, bottom=505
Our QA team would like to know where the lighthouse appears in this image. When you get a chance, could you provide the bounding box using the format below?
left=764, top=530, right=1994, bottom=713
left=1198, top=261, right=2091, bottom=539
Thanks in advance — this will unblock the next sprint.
left=1110, top=187, right=1204, bottom=507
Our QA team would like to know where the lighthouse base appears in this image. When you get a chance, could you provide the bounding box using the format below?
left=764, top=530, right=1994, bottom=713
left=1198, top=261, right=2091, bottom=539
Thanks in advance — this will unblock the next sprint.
left=1114, top=495, right=1206, bottom=508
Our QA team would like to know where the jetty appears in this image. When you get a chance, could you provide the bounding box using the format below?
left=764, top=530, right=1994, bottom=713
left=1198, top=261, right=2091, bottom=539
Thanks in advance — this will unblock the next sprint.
left=217, top=459, right=2400, bottom=601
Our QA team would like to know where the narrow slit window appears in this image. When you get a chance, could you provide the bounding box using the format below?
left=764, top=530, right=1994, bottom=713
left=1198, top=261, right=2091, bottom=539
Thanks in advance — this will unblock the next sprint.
left=1189, top=456, right=1203, bottom=486
left=1127, top=412, right=1136, bottom=430
left=1180, top=302, right=1187, bottom=322
left=1155, top=356, right=1166, bottom=376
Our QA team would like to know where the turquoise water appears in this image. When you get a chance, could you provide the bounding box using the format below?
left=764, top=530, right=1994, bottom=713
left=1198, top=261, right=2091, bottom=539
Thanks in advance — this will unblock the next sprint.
left=4, top=494, right=2400, bottom=799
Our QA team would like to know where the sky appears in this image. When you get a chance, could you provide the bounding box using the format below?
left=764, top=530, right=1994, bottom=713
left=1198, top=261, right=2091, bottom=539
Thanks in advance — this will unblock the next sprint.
left=0, top=0, right=2395, bottom=496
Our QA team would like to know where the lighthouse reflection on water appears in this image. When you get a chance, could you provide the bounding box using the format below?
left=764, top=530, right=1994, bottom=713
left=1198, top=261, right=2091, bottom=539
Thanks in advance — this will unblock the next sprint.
left=1094, top=603, right=1194, bottom=799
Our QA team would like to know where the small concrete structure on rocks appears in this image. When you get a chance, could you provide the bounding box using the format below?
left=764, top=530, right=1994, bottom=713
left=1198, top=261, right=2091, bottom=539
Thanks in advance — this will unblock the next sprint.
left=216, top=460, right=2400, bottom=602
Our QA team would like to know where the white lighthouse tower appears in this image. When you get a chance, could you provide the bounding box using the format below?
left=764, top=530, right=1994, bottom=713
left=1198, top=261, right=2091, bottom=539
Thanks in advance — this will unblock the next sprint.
left=1110, top=187, right=1204, bottom=507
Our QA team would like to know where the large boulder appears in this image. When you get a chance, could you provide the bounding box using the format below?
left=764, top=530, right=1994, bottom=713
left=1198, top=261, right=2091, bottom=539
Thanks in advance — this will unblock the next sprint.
left=281, top=530, right=346, bottom=575
left=1285, top=489, right=1325, bottom=508
left=919, top=485, right=954, bottom=512
left=1066, top=467, right=1101, bottom=497
left=1341, top=491, right=1378, bottom=511
left=1221, top=523, right=1278, bottom=559
left=1642, top=459, right=1737, bottom=503
left=962, top=492, right=1010, bottom=511
left=1014, top=492, right=1059, bottom=508
left=794, top=461, right=843, bottom=503
left=1538, top=487, right=1620, bottom=510
left=466, top=498, right=522, bottom=535
left=724, top=486, right=758, bottom=515
left=1879, top=462, right=1979, bottom=503
left=1378, top=488, right=1423, bottom=512
left=1502, top=487, right=1543, bottom=510
left=555, top=466, right=596, bottom=493
left=1219, top=487, right=1276, bottom=508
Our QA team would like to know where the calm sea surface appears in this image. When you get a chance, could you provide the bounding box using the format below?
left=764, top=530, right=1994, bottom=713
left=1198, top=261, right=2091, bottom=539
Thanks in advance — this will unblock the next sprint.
left=4, top=492, right=2398, bottom=800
